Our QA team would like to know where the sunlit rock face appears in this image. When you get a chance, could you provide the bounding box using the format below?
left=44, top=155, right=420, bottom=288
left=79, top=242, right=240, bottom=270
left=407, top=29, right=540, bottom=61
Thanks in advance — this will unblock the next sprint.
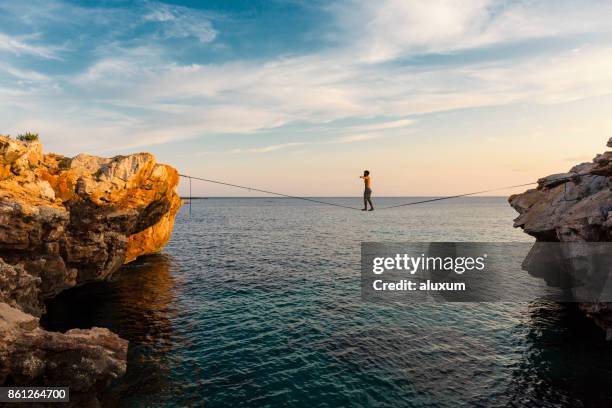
left=0, top=135, right=181, bottom=309
left=0, top=135, right=181, bottom=399
left=509, top=138, right=612, bottom=338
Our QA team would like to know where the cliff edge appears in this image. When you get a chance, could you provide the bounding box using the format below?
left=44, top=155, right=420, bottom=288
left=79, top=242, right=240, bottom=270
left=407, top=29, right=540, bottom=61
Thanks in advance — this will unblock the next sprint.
left=509, top=137, right=612, bottom=337
left=0, top=135, right=181, bottom=401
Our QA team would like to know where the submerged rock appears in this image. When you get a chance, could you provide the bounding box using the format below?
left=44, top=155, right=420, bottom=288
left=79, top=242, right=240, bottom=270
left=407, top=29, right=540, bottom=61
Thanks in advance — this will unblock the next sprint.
left=0, top=135, right=181, bottom=398
left=509, top=138, right=612, bottom=337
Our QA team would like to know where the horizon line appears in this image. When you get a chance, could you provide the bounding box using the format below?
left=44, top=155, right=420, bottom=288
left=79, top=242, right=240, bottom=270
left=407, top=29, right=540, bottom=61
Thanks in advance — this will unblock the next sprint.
left=180, top=195, right=512, bottom=199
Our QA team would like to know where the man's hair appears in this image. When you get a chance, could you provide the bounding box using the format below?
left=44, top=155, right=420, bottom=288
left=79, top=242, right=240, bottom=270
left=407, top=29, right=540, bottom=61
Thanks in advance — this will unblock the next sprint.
left=364, top=170, right=370, bottom=176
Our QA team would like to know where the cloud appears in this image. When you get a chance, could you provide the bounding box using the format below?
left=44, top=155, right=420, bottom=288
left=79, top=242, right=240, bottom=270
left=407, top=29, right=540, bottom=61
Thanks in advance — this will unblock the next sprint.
left=7, top=43, right=612, bottom=154
left=0, top=63, right=49, bottom=81
left=348, top=119, right=415, bottom=132
left=0, top=0, right=217, bottom=62
left=0, top=33, right=58, bottom=59
left=230, top=142, right=306, bottom=154
left=333, top=133, right=383, bottom=143
left=143, top=2, right=217, bottom=43
left=76, top=57, right=141, bottom=83
left=3, top=0, right=612, bottom=155
left=83, top=43, right=612, bottom=118
left=336, top=0, right=612, bottom=62
left=226, top=130, right=391, bottom=155
left=228, top=132, right=388, bottom=155
left=467, top=46, right=612, bottom=104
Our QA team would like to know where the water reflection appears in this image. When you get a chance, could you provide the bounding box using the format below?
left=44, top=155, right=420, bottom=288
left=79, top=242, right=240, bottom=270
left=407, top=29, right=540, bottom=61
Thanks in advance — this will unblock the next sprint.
left=506, top=302, right=612, bottom=407
left=41, top=254, right=181, bottom=404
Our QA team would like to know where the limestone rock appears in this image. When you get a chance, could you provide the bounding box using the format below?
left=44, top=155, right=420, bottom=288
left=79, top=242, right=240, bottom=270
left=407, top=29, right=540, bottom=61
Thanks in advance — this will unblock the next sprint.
left=0, top=302, right=127, bottom=400
left=509, top=137, right=612, bottom=336
left=0, top=135, right=181, bottom=397
left=0, top=137, right=43, bottom=176
left=0, top=259, right=42, bottom=315
left=0, top=135, right=181, bottom=306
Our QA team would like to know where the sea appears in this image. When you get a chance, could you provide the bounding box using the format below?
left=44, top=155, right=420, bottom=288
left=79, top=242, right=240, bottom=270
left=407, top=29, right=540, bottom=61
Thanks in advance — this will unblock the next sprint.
left=41, top=197, right=612, bottom=407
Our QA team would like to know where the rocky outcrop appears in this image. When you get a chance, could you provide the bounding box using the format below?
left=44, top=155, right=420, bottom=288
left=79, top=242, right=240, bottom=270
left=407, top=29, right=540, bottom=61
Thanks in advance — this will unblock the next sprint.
left=0, top=303, right=127, bottom=397
left=509, top=137, right=612, bottom=337
left=0, top=135, right=181, bottom=398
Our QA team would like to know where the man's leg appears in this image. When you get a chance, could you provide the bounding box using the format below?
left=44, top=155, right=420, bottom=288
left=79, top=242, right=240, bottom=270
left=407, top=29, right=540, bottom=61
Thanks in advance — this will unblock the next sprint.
left=365, top=189, right=373, bottom=210
left=363, top=191, right=368, bottom=210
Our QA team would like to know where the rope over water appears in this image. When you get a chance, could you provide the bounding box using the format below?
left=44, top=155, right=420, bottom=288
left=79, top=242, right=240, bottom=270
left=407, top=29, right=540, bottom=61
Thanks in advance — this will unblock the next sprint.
left=180, top=174, right=362, bottom=210
left=179, top=172, right=588, bottom=211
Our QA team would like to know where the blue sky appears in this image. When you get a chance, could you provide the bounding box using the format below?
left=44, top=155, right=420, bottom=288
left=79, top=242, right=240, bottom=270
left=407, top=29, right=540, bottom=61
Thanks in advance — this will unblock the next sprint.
left=2, top=0, right=612, bottom=196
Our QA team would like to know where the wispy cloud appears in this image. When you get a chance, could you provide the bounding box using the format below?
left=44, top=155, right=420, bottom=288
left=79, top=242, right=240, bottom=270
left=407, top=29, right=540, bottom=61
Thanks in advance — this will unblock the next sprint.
left=143, top=2, right=217, bottom=43
left=2, top=0, right=612, bottom=157
left=0, top=62, right=49, bottom=81
left=0, top=33, right=58, bottom=59
left=333, top=133, right=383, bottom=143
left=6, top=42, right=612, bottom=154
left=230, top=142, right=306, bottom=154
left=348, top=119, right=415, bottom=132
left=337, top=0, right=612, bottom=62
left=228, top=132, right=387, bottom=155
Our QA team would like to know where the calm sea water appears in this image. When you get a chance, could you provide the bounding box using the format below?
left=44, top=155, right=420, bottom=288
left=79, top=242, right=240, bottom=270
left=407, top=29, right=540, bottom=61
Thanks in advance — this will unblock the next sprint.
left=42, top=198, right=612, bottom=407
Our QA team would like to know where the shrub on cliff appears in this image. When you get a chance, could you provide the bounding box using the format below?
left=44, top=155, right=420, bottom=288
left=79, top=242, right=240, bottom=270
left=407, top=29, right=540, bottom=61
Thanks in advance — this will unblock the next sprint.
left=16, top=132, right=39, bottom=142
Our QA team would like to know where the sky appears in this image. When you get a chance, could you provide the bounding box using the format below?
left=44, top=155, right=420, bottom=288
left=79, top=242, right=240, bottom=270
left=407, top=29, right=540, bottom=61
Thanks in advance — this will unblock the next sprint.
left=1, top=0, right=612, bottom=197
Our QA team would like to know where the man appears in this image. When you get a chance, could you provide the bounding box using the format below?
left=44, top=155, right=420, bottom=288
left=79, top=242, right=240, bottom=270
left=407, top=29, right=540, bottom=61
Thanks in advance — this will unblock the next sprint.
left=360, top=170, right=374, bottom=211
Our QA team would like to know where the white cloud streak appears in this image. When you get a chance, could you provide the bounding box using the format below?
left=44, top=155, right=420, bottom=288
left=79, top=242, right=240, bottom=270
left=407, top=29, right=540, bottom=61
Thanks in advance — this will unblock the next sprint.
left=0, top=33, right=58, bottom=59
left=333, top=133, right=383, bottom=144
left=0, top=62, right=49, bottom=81
left=143, top=2, right=217, bottom=43
left=230, top=142, right=306, bottom=154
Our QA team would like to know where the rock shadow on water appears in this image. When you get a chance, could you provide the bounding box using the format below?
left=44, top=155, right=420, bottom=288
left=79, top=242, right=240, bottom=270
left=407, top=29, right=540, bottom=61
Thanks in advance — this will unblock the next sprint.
left=40, top=253, right=182, bottom=405
left=506, top=301, right=612, bottom=408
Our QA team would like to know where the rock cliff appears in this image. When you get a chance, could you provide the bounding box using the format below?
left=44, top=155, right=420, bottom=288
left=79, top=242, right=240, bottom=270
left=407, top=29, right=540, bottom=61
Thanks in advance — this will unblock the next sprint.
left=509, top=137, right=612, bottom=337
left=0, top=135, right=181, bottom=400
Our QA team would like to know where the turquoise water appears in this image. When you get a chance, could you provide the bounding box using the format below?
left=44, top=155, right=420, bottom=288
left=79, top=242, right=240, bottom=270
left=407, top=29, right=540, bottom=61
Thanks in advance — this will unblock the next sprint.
left=43, top=198, right=612, bottom=407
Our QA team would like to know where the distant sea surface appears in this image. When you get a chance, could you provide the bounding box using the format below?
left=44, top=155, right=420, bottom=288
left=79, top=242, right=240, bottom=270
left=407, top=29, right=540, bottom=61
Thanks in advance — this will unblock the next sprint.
left=42, top=198, right=612, bottom=407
